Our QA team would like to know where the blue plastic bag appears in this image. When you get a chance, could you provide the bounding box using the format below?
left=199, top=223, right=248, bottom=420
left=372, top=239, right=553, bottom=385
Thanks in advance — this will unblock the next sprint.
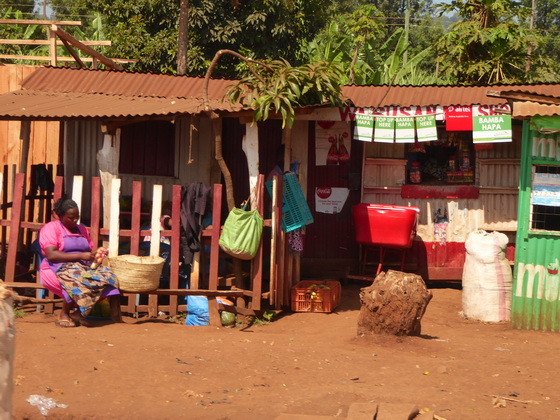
left=185, top=296, right=211, bottom=326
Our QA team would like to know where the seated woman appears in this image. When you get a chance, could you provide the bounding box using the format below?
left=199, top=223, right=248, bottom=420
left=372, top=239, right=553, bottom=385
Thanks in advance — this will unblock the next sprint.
left=39, top=198, right=120, bottom=327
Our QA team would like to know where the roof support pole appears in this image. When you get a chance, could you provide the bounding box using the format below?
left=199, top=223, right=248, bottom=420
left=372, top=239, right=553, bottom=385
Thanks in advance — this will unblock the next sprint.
left=18, top=121, right=31, bottom=174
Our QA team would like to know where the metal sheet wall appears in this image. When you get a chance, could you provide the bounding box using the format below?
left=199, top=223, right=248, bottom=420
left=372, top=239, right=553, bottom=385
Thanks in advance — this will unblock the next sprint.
left=512, top=122, right=560, bottom=332
left=63, top=116, right=216, bottom=222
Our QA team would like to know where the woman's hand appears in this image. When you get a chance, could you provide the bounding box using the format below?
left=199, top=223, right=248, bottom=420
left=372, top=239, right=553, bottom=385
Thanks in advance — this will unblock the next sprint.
left=81, top=251, right=95, bottom=262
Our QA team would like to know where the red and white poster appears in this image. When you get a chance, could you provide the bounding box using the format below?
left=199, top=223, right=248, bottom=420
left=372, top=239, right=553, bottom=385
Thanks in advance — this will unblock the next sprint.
left=315, top=187, right=350, bottom=214
left=315, top=121, right=351, bottom=166
left=445, top=105, right=473, bottom=131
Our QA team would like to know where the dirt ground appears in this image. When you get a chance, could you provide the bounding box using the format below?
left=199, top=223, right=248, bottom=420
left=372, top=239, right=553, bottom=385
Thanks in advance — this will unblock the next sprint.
left=9, top=282, right=560, bottom=420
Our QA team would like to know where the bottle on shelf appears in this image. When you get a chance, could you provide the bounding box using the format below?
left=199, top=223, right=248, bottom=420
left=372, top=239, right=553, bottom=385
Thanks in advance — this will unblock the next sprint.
left=462, top=148, right=470, bottom=170
left=409, top=162, right=422, bottom=184
left=448, top=155, right=456, bottom=171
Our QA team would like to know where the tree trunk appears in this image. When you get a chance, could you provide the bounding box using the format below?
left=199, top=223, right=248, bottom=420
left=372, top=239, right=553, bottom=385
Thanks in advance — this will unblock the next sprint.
left=177, top=0, right=190, bottom=75
left=357, top=270, right=432, bottom=336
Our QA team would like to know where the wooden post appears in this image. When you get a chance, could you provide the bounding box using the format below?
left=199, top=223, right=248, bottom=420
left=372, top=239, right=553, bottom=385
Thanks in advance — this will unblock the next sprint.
left=18, top=121, right=31, bottom=174
left=168, top=185, right=182, bottom=316
left=89, top=177, right=101, bottom=253
left=208, top=184, right=222, bottom=290
left=71, top=175, right=83, bottom=222
left=5, top=174, right=24, bottom=283
left=250, top=174, right=265, bottom=310
left=148, top=185, right=163, bottom=318
left=124, top=181, right=143, bottom=315
left=108, top=178, right=120, bottom=258
left=48, top=25, right=57, bottom=66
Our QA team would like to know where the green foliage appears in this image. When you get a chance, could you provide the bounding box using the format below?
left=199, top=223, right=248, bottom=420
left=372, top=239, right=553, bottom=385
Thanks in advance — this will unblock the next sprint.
left=0, top=7, right=48, bottom=62
left=434, top=0, right=557, bottom=84
left=227, top=58, right=345, bottom=128
left=50, top=0, right=331, bottom=76
left=254, top=310, right=275, bottom=325
left=13, top=306, right=26, bottom=319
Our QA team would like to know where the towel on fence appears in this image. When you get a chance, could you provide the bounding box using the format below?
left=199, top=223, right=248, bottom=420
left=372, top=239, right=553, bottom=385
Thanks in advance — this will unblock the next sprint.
left=180, top=183, right=212, bottom=264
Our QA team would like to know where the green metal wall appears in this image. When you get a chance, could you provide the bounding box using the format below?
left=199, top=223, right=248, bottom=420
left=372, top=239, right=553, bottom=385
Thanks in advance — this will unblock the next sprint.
left=512, top=119, right=560, bottom=332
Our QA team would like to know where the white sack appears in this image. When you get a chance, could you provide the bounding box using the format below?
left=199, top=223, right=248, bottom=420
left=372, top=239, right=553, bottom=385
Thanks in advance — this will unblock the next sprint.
left=462, top=230, right=512, bottom=322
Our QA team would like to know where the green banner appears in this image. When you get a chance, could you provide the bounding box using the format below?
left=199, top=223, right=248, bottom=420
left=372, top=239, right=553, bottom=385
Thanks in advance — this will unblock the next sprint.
left=395, top=117, right=415, bottom=143
left=353, top=113, right=374, bottom=142
left=472, top=114, right=512, bottom=143
left=373, top=117, right=395, bottom=143
left=415, top=114, right=438, bottom=142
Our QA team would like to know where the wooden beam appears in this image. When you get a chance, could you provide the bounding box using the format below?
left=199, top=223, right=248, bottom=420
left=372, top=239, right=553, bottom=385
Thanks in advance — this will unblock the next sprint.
left=53, top=26, right=124, bottom=70
left=0, top=19, right=82, bottom=26
left=59, top=36, right=86, bottom=68
left=0, top=54, right=137, bottom=63
left=0, top=39, right=112, bottom=46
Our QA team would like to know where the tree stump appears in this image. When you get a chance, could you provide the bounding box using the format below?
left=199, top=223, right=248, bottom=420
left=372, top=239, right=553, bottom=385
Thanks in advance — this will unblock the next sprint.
left=357, top=270, right=432, bottom=336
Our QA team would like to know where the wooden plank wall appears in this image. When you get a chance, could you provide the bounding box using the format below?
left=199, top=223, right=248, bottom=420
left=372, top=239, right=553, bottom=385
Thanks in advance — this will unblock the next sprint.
left=0, top=64, right=61, bottom=208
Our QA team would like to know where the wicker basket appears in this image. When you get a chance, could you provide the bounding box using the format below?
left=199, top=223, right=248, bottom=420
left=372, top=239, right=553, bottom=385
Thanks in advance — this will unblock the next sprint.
left=109, top=255, right=164, bottom=293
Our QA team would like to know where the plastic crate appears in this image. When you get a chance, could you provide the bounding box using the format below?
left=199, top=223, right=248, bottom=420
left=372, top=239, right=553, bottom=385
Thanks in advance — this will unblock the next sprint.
left=266, top=173, right=314, bottom=232
left=291, top=280, right=341, bottom=313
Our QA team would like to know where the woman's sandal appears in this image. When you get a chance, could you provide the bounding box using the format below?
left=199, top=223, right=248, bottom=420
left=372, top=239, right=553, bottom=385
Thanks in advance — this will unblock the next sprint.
left=69, top=311, right=93, bottom=327
left=55, top=319, right=77, bottom=328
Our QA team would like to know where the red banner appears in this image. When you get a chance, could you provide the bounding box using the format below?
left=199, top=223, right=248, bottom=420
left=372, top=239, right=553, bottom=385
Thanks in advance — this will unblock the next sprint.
left=445, top=105, right=472, bottom=131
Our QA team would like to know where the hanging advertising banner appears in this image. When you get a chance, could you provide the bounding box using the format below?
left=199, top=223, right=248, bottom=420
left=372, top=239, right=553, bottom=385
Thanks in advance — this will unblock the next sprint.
left=315, top=121, right=351, bottom=166
left=395, top=117, right=416, bottom=143
left=315, top=187, right=350, bottom=214
left=472, top=106, right=512, bottom=143
left=353, top=113, right=374, bottom=142
left=532, top=172, right=560, bottom=207
left=373, top=116, right=395, bottom=143
left=337, top=105, right=444, bottom=122
left=445, top=105, right=473, bottom=131
left=415, top=114, right=438, bottom=142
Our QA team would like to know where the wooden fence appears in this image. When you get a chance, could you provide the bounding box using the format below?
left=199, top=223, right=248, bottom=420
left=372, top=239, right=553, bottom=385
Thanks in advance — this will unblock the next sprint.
left=0, top=171, right=275, bottom=318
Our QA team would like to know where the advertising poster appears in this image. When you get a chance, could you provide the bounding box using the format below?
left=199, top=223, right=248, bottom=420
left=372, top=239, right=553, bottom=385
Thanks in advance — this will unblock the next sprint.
left=315, top=187, right=350, bottom=214
left=472, top=114, right=512, bottom=143
left=373, top=116, right=395, bottom=143
left=415, top=114, right=438, bottom=142
left=395, top=116, right=416, bottom=143
left=353, top=113, right=374, bottom=142
left=532, top=172, right=560, bottom=207
left=445, top=105, right=473, bottom=131
left=315, top=121, right=351, bottom=166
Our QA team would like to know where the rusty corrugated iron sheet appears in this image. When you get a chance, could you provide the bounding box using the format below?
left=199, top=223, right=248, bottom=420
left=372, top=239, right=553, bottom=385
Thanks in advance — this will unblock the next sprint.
left=342, top=84, right=560, bottom=108
left=21, top=66, right=237, bottom=100
left=0, top=89, right=241, bottom=119
left=511, top=101, right=560, bottom=117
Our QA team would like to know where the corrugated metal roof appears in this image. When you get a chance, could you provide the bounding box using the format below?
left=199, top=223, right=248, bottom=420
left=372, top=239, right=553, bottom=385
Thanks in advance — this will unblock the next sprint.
left=0, top=90, right=242, bottom=119
left=342, top=84, right=560, bottom=108
left=4, top=66, right=560, bottom=120
left=21, top=66, right=237, bottom=100
left=511, top=101, right=560, bottom=117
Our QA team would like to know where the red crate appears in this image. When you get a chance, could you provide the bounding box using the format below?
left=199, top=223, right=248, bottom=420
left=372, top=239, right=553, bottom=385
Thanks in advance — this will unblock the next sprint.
left=291, top=280, right=341, bottom=313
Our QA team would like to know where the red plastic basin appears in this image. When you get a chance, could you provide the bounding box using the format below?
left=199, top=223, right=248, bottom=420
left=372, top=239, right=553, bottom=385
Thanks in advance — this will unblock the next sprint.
left=352, top=203, right=420, bottom=248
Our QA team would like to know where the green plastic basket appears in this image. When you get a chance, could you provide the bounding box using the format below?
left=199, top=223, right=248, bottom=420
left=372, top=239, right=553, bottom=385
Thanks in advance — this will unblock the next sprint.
left=266, top=173, right=314, bottom=232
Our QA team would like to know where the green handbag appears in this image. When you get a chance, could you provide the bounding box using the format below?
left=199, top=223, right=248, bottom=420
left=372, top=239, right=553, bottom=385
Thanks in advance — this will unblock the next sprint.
left=219, top=206, right=264, bottom=260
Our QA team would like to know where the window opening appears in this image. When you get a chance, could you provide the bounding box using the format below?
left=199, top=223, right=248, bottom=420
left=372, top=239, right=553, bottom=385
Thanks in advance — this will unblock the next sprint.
left=406, top=130, right=474, bottom=185
left=531, top=165, right=560, bottom=232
